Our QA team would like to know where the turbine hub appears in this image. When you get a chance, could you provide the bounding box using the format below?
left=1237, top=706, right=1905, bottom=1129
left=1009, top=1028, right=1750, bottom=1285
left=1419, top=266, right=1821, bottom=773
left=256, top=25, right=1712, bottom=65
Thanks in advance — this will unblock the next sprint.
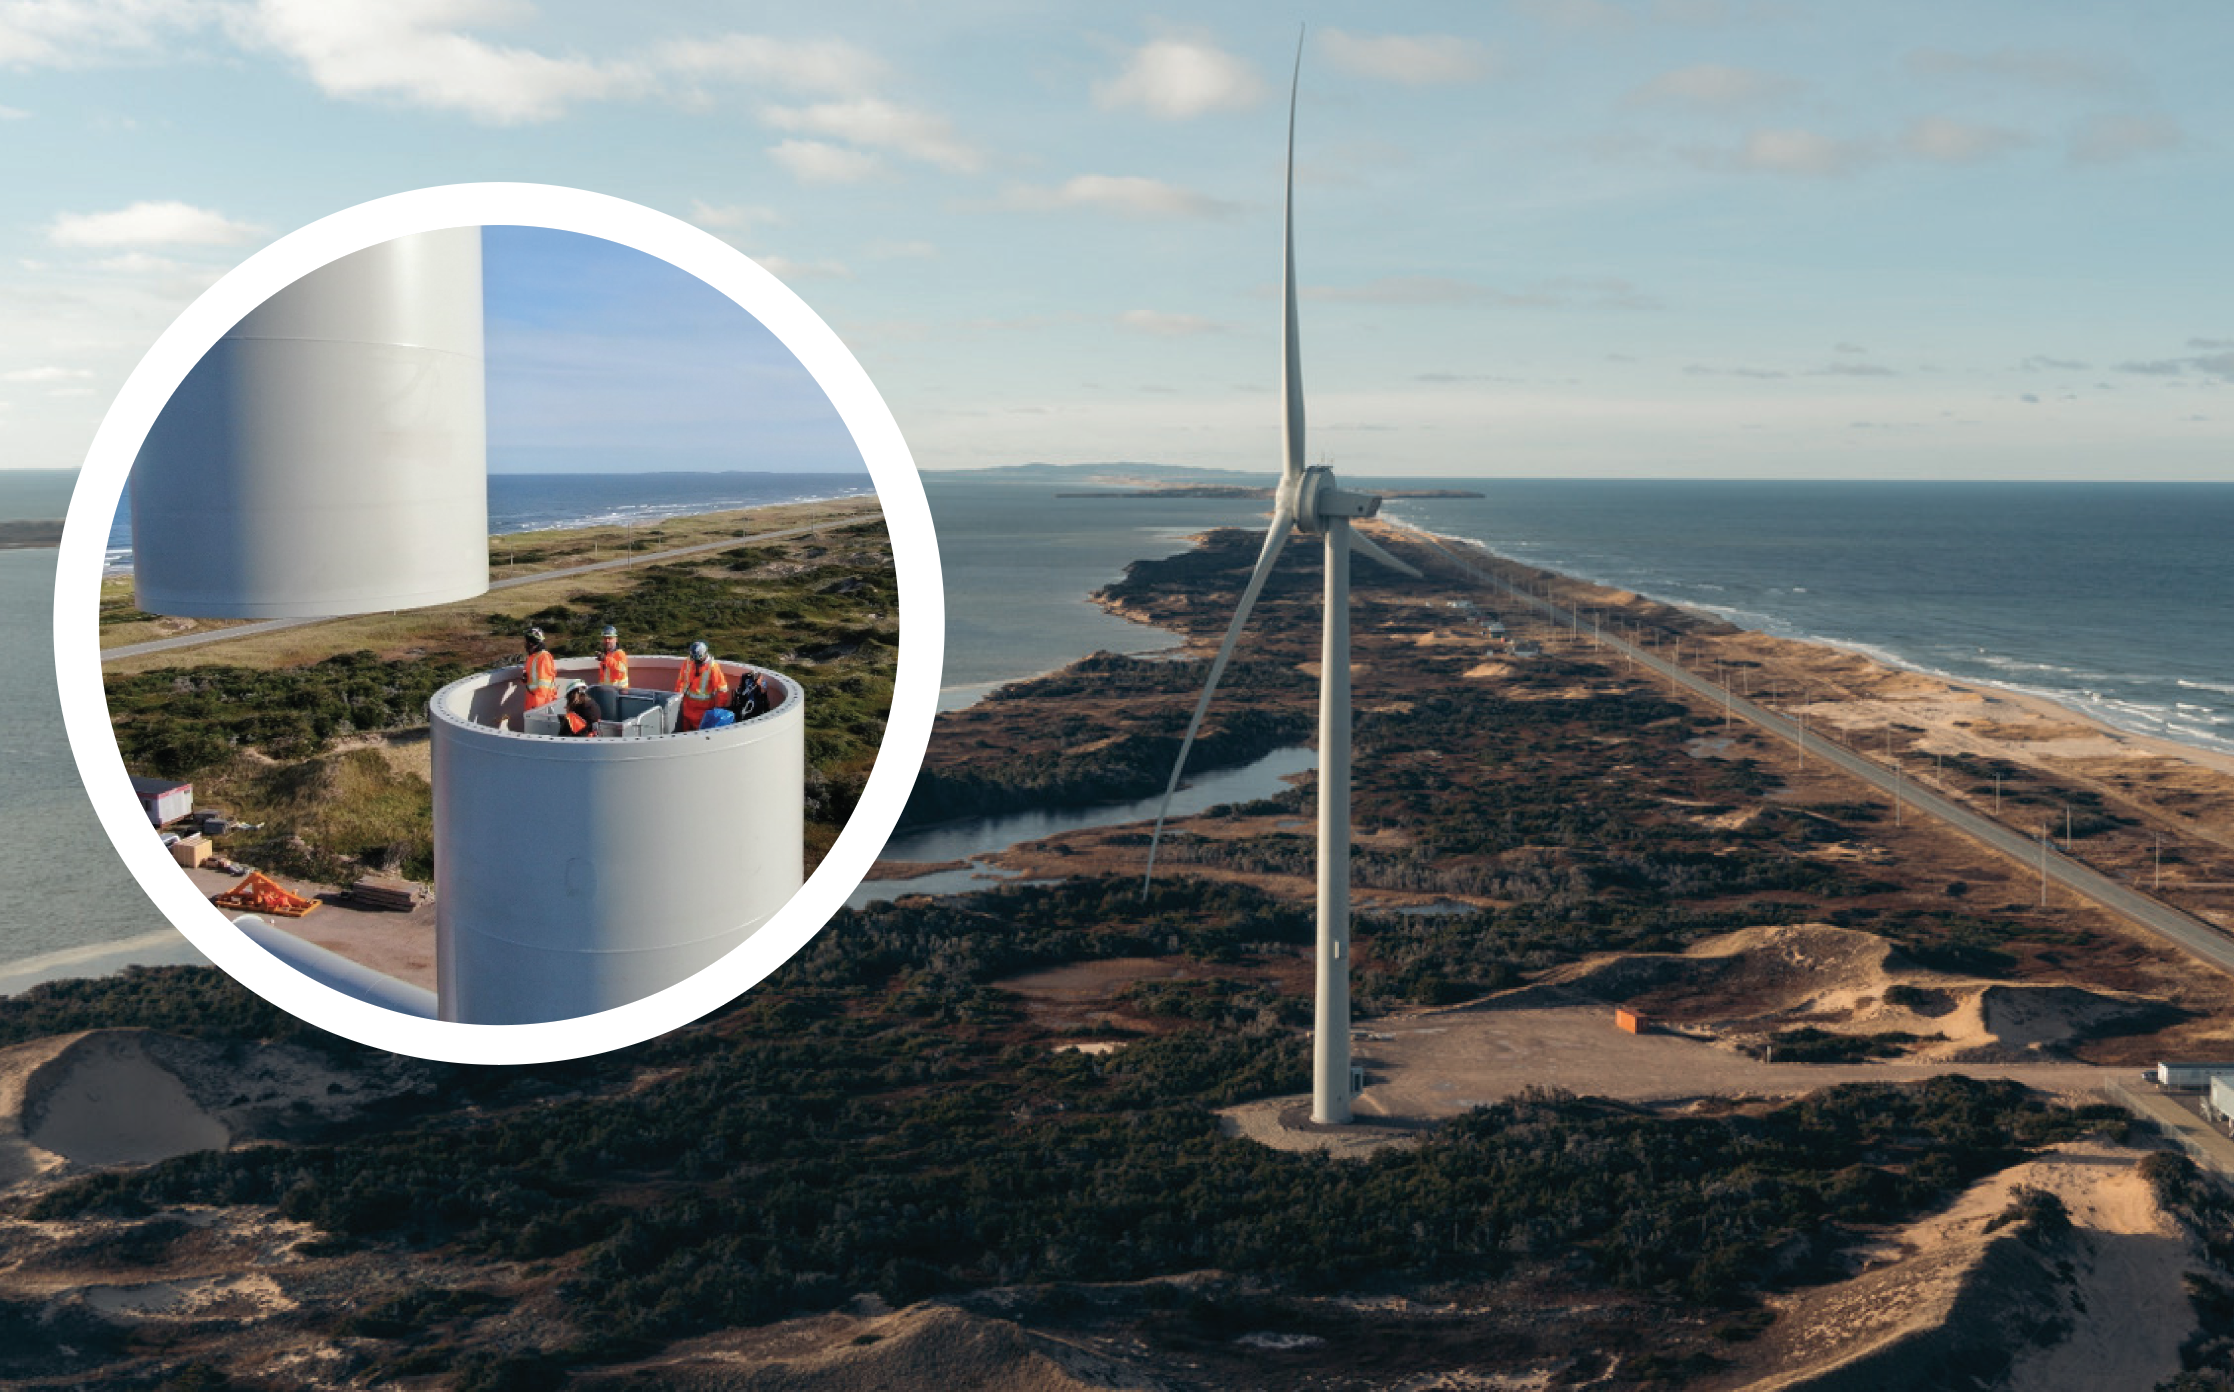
left=1290, top=465, right=1382, bottom=536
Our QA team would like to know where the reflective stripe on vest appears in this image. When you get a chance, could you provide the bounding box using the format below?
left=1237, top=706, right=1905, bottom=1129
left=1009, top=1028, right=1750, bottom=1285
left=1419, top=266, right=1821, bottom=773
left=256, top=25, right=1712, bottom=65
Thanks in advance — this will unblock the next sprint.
left=678, top=659, right=726, bottom=701
left=599, top=650, right=629, bottom=687
left=524, top=650, right=557, bottom=694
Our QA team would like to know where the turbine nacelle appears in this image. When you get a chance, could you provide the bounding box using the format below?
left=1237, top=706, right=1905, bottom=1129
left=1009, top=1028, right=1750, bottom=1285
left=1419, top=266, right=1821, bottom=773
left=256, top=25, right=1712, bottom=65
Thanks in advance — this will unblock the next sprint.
left=1288, top=465, right=1383, bottom=537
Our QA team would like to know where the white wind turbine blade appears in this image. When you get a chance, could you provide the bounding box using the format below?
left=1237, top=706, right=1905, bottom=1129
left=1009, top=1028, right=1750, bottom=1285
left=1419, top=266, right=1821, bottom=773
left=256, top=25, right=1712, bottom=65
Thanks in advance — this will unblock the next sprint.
left=1280, top=32, right=1306, bottom=487
left=1141, top=507, right=1296, bottom=893
left=1348, top=528, right=1422, bottom=579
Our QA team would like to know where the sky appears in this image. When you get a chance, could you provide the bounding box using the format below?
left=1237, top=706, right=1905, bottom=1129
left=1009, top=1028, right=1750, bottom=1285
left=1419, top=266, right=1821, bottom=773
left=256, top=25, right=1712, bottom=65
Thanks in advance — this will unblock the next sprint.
left=482, top=226, right=862, bottom=473
left=3, top=1, right=2232, bottom=480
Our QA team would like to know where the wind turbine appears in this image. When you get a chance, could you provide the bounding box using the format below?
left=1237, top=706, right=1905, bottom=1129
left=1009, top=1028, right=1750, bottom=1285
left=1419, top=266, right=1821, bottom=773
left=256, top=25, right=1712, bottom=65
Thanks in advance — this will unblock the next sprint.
left=1141, top=40, right=1420, bottom=1126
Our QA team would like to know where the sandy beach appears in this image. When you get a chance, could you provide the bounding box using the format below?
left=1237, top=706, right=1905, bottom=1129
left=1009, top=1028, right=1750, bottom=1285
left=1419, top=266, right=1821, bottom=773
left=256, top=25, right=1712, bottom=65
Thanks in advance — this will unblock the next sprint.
left=1437, top=529, right=2234, bottom=933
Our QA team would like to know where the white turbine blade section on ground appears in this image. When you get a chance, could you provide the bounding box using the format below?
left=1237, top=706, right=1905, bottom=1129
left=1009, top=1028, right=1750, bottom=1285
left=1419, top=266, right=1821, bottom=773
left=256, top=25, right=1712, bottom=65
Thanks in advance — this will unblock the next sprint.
left=1280, top=34, right=1306, bottom=486
left=1141, top=509, right=1297, bottom=893
left=1348, top=528, right=1422, bottom=579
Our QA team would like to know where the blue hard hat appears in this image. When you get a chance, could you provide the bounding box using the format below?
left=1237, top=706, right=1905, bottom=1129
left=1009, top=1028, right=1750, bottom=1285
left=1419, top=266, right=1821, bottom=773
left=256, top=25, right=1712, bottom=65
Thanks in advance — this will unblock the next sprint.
left=601, top=625, right=618, bottom=640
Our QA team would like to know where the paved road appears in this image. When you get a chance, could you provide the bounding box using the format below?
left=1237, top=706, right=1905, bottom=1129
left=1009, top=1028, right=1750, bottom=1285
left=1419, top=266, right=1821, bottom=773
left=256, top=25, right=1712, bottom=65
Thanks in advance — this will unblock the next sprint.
left=1412, top=534, right=2234, bottom=979
left=100, top=514, right=869, bottom=664
left=2105, top=1081, right=2234, bottom=1183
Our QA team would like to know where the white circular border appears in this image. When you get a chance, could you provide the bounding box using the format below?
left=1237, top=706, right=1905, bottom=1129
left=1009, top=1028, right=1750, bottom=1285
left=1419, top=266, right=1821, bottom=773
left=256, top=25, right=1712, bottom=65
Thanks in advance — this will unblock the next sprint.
left=53, top=183, right=944, bottom=1065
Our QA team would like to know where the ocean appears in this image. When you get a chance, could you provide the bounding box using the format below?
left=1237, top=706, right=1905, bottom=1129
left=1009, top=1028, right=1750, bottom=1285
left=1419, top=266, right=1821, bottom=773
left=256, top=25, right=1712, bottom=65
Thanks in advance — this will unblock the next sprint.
left=104, top=470, right=876, bottom=567
left=4, top=470, right=2232, bottom=983
left=1374, top=480, right=2234, bottom=758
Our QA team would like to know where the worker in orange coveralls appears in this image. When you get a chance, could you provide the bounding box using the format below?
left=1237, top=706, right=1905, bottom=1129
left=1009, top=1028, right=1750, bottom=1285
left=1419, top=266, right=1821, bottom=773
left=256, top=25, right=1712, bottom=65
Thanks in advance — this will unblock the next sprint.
left=520, top=627, right=559, bottom=711
left=674, top=640, right=730, bottom=731
left=596, top=624, right=630, bottom=687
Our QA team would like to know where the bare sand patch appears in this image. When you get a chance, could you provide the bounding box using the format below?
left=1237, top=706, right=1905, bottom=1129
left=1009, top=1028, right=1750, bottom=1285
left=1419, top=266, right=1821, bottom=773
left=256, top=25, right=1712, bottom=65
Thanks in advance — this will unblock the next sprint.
left=3, top=1029, right=433, bottom=1174
left=1710, top=1141, right=2193, bottom=1392
left=1522, top=922, right=2166, bottom=1063
left=184, top=863, right=436, bottom=991
left=592, top=1301, right=1154, bottom=1391
left=21, top=1032, right=228, bottom=1165
left=1344, top=1003, right=2109, bottom=1121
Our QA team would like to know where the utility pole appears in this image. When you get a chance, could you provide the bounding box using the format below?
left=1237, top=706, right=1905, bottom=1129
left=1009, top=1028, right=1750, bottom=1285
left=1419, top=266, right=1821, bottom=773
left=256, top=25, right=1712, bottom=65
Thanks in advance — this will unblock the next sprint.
left=1995, top=775, right=2002, bottom=816
left=2064, top=804, right=2073, bottom=851
left=2039, top=826, right=2050, bottom=907
left=2155, top=830, right=2163, bottom=890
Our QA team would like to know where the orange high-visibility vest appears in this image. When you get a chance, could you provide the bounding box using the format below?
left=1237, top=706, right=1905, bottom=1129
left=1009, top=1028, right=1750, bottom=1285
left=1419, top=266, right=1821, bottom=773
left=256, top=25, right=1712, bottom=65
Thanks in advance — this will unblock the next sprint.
left=564, top=709, right=595, bottom=736
left=522, top=650, right=558, bottom=709
left=598, top=648, right=630, bottom=687
left=674, top=658, right=729, bottom=702
left=674, top=657, right=730, bottom=730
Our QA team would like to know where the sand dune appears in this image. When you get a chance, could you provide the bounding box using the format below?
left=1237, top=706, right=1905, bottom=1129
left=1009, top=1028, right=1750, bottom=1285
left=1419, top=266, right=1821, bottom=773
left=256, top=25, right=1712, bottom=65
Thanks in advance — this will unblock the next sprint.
left=1530, top=922, right=2164, bottom=1061
left=584, top=1302, right=1164, bottom=1392
left=1713, top=1142, right=2194, bottom=1392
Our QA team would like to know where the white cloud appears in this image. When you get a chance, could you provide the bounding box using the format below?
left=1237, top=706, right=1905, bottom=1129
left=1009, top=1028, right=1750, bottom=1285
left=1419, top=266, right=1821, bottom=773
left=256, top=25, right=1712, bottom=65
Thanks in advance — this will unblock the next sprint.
left=238, top=0, right=627, bottom=125
left=768, top=138, right=883, bottom=185
left=47, top=200, right=262, bottom=247
left=2, top=365, right=92, bottom=382
left=687, top=201, right=780, bottom=232
left=0, top=0, right=205, bottom=68
left=651, top=33, right=881, bottom=94
left=1117, top=309, right=1222, bottom=336
left=999, top=174, right=1238, bottom=219
left=1095, top=37, right=1264, bottom=120
left=761, top=97, right=980, bottom=172
left=1903, top=116, right=2026, bottom=163
left=1628, top=63, right=1795, bottom=109
left=1319, top=29, right=1490, bottom=86
left=2070, top=113, right=2182, bottom=165
left=235, top=7, right=898, bottom=129
left=92, top=251, right=186, bottom=273
left=754, top=253, right=850, bottom=282
left=1735, top=128, right=1874, bottom=176
left=868, top=239, right=936, bottom=259
left=0, top=104, right=28, bottom=119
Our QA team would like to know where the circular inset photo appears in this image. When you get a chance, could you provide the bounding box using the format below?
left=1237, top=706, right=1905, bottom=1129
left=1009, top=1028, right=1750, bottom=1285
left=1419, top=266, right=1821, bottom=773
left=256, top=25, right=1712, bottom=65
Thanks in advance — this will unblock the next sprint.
left=54, top=185, right=942, bottom=1063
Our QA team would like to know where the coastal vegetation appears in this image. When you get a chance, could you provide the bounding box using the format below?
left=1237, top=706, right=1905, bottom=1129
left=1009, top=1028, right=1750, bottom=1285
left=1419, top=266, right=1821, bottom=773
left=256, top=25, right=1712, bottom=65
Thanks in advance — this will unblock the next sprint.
left=15, top=876, right=2129, bottom=1379
left=100, top=512, right=896, bottom=878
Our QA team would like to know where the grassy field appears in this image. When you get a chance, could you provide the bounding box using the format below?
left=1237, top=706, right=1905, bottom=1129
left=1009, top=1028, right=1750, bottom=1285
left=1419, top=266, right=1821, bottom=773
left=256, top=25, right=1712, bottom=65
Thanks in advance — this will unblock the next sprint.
left=102, top=497, right=896, bottom=882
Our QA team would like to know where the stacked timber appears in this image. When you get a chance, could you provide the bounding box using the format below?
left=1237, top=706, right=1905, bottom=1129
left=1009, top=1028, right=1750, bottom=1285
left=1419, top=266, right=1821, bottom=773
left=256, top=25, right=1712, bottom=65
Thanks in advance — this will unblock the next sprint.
left=351, top=876, right=420, bottom=912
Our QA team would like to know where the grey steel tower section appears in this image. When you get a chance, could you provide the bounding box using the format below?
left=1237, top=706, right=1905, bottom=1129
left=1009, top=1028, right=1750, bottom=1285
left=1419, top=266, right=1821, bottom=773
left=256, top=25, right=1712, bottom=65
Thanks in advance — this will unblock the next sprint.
left=130, top=228, right=490, bottom=618
left=428, top=656, right=806, bottom=1025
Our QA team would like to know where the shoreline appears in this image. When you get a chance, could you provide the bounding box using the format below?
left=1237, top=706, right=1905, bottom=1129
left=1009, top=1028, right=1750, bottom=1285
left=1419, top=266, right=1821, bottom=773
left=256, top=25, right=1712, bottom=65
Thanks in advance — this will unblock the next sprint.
left=884, top=520, right=2234, bottom=950
left=1382, top=515, right=2234, bottom=769
left=101, top=483, right=880, bottom=578
left=1390, top=520, right=2234, bottom=928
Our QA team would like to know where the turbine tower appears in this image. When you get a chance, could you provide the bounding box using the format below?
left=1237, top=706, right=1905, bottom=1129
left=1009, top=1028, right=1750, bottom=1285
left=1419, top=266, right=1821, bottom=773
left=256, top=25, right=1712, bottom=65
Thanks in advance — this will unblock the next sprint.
left=1142, top=40, right=1420, bottom=1126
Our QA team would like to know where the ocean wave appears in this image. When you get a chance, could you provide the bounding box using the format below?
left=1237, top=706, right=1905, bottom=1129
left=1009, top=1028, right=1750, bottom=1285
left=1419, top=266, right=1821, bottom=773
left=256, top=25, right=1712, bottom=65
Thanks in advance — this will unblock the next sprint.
left=1384, top=513, right=2234, bottom=758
